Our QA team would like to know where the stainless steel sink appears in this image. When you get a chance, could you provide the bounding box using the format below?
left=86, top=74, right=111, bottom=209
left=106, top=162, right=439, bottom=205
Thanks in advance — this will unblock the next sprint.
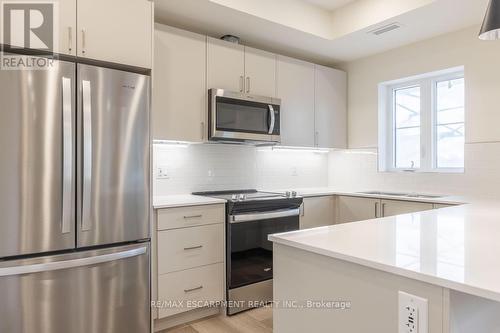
left=357, top=191, right=442, bottom=199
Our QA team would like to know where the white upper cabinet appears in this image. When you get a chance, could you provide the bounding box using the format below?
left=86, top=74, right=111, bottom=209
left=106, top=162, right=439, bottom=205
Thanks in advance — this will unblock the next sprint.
left=244, top=47, right=276, bottom=97
left=77, top=0, right=153, bottom=68
left=314, top=65, right=347, bottom=149
left=57, top=0, right=77, bottom=56
left=207, top=39, right=277, bottom=96
left=153, top=25, right=206, bottom=142
left=0, top=0, right=76, bottom=56
left=207, top=37, right=245, bottom=92
left=277, top=55, right=315, bottom=147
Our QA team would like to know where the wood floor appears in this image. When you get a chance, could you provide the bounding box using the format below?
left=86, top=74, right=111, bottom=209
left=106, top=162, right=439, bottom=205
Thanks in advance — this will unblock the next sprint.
left=162, top=306, right=273, bottom=333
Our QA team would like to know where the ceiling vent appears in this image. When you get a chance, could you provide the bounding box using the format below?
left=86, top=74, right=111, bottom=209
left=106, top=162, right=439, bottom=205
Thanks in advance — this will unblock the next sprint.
left=368, top=23, right=402, bottom=36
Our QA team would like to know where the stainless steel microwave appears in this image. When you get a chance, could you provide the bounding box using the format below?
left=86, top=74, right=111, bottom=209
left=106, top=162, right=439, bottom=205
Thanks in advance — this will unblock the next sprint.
left=208, top=89, right=281, bottom=144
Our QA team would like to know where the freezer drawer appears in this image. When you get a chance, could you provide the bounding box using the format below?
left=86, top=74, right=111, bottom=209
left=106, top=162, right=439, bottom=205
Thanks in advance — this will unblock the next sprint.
left=77, top=64, right=151, bottom=247
left=0, top=243, right=150, bottom=333
left=0, top=54, right=76, bottom=258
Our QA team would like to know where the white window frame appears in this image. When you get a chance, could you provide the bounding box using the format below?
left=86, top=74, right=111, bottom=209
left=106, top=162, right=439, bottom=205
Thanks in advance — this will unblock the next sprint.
left=378, top=67, right=465, bottom=173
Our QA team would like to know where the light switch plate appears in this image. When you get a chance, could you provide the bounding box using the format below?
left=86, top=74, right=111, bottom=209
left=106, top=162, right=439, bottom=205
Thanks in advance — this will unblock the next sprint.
left=398, top=291, right=428, bottom=333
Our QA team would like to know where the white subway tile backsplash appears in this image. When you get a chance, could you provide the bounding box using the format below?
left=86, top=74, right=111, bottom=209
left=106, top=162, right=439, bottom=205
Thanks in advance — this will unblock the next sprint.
left=153, top=144, right=328, bottom=195
left=328, top=142, right=500, bottom=197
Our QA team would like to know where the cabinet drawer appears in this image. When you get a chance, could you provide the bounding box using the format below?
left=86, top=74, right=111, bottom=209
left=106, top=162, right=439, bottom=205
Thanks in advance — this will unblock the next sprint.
left=157, top=204, right=225, bottom=230
left=158, top=224, right=224, bottom=274
left=158, top=263, right=224, bottom=318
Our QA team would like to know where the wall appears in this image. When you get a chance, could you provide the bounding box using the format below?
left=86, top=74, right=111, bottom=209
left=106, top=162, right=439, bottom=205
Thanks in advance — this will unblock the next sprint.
left=341, top=25, right=500, bottom=148
left=328, top=144, right=500, bottom=197
left=153, top=143, right=328, bottom=196
left=327, top=25, right=500, bottom=198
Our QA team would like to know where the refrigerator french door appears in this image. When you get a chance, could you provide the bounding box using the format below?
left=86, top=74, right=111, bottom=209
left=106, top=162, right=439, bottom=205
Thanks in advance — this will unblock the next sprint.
left=77, top=64, right=150, bottom=248
left=0, top=54, right=151, bottom=333
left=0, top=57, right=76, bottom=258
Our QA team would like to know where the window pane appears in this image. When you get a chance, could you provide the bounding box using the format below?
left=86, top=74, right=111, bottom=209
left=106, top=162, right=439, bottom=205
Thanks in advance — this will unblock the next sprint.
left=395, top=86, right=421, bottom=128
left=436, top=124, right=464, bottom=168
left=395, top=127, right=420, bottom=168
left=394, top=86, right=420, bottom=169
left=436, top=78, right=464, bottom=125
left=436, top=77, right=464, bottom=169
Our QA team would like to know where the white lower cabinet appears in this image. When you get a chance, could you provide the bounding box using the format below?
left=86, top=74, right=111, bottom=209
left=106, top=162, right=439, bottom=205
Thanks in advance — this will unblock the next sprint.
left=337, top=196, right=380, bottom=224
left=157, top=223, right=224, bottom=274
left=380, top=199, right=433, bottom=217
left=299, top=196, right=335, bottom=229
left=155, top=204, right=225, bottom=320
left=337, top=196, right=434, bottom=223
left=158, top=263, right=224, bottom=318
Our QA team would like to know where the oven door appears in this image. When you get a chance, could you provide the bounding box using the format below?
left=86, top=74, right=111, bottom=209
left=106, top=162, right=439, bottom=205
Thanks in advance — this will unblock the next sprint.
left=227, top=208, right=299, bottom=290
left=209, top=89, right=280, bottom=143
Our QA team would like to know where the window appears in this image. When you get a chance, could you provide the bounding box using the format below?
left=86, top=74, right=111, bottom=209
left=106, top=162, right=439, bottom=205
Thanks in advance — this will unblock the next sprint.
left=379, top=68, right=465, bottom=172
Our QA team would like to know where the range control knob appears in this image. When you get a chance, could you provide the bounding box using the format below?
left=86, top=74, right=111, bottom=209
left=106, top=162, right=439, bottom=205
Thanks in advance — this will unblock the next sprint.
left=285, top=191, right=291, bottom=197
left=291, top=191, right=297, bottom=197
left=231, top=194, right=238, bottom=201
left=239, top=194, right=246, bottom=201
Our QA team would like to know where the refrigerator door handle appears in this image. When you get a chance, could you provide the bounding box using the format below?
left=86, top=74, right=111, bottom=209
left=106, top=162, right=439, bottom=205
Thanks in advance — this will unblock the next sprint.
left=62, top=77, right=73, bottom=234
left=0, top=246, right=147, bottom=277
left=82, top=80, right=92, bottom=231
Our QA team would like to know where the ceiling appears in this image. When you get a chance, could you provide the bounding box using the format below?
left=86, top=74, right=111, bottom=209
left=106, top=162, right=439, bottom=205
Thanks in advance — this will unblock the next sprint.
left=155, top=0, right=488, bottom=65
left=304, top=0, right=356, bottom=11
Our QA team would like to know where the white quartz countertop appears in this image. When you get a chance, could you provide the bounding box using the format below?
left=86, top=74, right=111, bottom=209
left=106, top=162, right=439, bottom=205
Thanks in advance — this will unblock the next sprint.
left=269, top=198, right=500, bottom=302
left=153, top=194, right=226, bottom=209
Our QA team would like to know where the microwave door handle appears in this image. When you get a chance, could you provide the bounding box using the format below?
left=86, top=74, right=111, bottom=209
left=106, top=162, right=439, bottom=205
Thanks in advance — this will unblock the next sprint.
left=268, top=105, right=275, bottom=134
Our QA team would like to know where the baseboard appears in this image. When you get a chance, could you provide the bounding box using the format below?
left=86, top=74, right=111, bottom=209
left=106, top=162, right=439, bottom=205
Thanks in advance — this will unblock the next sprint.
left=154, top=306, right=222, bottom=332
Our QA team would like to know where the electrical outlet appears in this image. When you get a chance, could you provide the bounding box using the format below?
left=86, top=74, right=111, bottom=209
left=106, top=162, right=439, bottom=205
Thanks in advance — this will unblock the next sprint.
left=156, top=165, right=169, bottom=179
left=398, top=291, right=428, bottom=333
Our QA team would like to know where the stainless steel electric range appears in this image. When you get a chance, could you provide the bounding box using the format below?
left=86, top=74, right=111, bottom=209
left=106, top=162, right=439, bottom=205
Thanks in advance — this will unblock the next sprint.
left=193, top=189, right=303, bottom=315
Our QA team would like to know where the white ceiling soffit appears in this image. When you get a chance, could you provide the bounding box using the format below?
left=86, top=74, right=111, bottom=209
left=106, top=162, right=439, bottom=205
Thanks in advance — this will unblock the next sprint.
left=155, top=0, right=489, bottom=65
left=304, top=0, right=357, bottom=11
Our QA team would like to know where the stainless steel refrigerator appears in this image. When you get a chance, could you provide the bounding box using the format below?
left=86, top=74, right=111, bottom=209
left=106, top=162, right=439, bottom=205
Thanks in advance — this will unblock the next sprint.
left=0, top=53, right=151, bottom=333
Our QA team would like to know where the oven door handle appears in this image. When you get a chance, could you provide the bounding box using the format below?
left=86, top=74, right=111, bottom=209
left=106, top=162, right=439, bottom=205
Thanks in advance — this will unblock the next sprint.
left=229, top=208, right=300, bottom=223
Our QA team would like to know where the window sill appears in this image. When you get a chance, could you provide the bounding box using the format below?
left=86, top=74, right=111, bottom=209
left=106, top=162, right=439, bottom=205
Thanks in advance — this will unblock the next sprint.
left=379, top=168, right=465, bottom=174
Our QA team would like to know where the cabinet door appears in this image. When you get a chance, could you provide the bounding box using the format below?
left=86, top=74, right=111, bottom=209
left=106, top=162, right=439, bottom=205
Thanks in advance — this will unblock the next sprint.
left=314, top=65, right=347, bottom=148
left=153, top=25, right=206, bottom=142
left=337, top=196, right=380, bottom=224
left=299, top=196, right=335, bottom=229
left=244, top=46, right=276, bottom=97
left=207, top=37, right=244, bottom=92
left=380, top=199, right=433, bottom=217
left=0, top=0, right=76, bottom=56
left=77, top=0, right=152, bottom=68
left=277, top=55, right=315, bottom=147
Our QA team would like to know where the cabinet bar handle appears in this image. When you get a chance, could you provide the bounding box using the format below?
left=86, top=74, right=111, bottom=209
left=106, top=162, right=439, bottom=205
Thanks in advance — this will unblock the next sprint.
left=184, top=286, right=203, bottom=293
left=183, top=214, right=202, bottom=219
left=81, top=29, right=86, bottom=54
left=183, top=245, right=203, bottom=251
left=246, top=76, right=250, bottom=93
left=374, top=202, right=378, bottom=218
left=67, top=27, right=72, bottom=53
left=382, top=203, right=386, bottom=217
left=239, top=76, right=244, bottom=92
